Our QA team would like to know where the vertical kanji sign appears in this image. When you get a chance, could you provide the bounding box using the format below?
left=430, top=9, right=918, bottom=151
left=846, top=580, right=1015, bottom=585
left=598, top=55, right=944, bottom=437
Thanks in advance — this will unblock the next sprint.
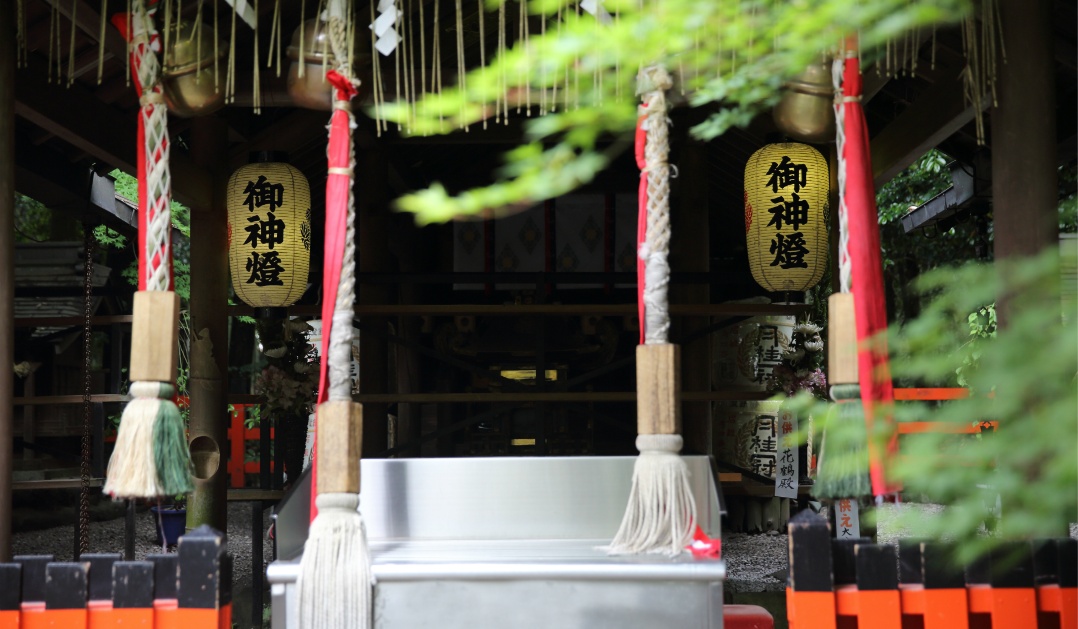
left=836, top=498, right=860, bottom=538
left=775, top=406, right=799, bottom=498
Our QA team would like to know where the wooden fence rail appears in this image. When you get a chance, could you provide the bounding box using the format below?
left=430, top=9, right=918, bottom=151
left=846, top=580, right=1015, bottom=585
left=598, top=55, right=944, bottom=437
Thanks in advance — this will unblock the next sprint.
left=0, top=525, right=231, bottom=628
left=787, top=510, right=1078, bottom=629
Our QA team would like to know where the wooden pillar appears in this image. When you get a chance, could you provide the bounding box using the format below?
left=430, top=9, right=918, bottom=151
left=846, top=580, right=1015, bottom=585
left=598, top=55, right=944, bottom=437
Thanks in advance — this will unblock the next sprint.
left=392, top=214, right=426, bottom=456
left=0, top=0, right=14, bottom=562
left=358, top=149, right=390, bottom=456
left=670, top=138, right=711, bottom=455
left=992, top=0, right=1058, bottom=323
left=185, top=116, right=230, bottom=532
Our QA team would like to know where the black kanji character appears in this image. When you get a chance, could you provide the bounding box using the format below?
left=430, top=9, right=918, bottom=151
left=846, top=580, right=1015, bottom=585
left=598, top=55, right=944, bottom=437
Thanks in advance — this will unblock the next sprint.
left=245, top=251, right=285, bottom=286
left=765, top=156, right=807, bottom=193
left=769, top=232, right=810, bottom=269
left=244, top=212, right=286, bottom=250
left=243, top=175, right=285, bottom=213
left=767, top=193, right=810, bottom=230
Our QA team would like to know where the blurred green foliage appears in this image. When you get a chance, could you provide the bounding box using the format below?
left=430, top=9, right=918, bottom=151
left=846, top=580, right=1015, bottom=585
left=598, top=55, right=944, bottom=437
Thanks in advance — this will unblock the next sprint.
left=13, top=193, right=51, bottom=242
left=794, top=251, right=1076, bottom=564
left=95, top=169, right=192, bottom=301
left=876, top=150, right=991, bottom=326
left=379, top=0, right=969, bottom=224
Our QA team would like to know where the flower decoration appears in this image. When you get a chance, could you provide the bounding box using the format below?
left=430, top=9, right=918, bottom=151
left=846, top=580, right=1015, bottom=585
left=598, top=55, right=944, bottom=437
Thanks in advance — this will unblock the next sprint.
left=765, top=320, right=828, bottom=399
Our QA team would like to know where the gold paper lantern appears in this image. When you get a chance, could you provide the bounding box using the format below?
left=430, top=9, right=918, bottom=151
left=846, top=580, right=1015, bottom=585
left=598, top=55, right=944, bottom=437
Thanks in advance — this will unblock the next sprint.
left=744, top=143, right=828, bottom=294
left=227, top=154, right=311, bottom=314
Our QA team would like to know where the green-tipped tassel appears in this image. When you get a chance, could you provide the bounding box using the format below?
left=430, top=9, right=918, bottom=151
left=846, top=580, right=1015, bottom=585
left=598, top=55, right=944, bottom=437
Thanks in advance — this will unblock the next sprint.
left=813, top=384, right=871, bottom=500
left=152, top=389, right=195, bottom=496
left=105, top=292, right=190, bottom=499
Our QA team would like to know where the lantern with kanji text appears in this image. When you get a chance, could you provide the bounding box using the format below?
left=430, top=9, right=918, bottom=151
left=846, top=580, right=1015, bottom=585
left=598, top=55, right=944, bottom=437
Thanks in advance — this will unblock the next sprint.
left=743, top=142, right=828, bottom=296
left=227, top=153, right=312, bottom=316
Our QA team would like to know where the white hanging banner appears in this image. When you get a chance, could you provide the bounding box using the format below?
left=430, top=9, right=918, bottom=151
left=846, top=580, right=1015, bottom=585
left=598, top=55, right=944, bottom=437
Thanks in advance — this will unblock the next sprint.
left=836, top=498, right=861, bottom=538
left=371, top=0, right=401, bottom=56
left=580, top=0, right=613, bottom=24
left=774, top=406, right=799, bottom=498
left=220, top=0, right=257, bottom=29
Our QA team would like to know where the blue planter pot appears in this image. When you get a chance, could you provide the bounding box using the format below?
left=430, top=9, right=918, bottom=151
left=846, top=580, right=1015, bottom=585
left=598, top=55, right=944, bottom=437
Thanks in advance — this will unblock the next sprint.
left=150, top=506, right=187, bottom=546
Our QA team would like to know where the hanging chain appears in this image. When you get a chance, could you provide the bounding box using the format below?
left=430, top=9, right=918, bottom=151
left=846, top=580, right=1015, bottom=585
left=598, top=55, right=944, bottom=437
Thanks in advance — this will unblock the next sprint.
left=79, top=229, right=95, bottom=557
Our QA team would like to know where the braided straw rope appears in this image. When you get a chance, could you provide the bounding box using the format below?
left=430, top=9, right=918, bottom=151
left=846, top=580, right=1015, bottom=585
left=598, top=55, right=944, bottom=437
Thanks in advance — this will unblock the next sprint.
left=833, top=54, right=851, bottom=294
left=606, top=65, right=695, bottom=558
left=639, top=65, right=672, bottom=345
left=326, top=15, right=358, bottom=402
left=133, top=0, right=171, bottom=292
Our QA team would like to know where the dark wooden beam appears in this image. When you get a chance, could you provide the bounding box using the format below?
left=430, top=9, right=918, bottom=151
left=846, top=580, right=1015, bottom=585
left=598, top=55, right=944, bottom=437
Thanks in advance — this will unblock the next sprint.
left=13, top=133, right=137, bottom=234
left=14, top=57, right=212, bottom=208
left=869, top=64, right=979, bottom=188
left=225, top=109, right=328, bottom=169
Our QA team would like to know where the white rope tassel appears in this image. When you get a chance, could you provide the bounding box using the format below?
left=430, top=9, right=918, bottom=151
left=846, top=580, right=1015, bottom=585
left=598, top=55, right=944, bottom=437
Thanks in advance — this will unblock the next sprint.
left=639, top=65, right=672, bottom=345
left=607, top=434, right=696, bottom=556
left=298, top=494, right=372, bottom=629
left=103, top=381, right=169, bottom=497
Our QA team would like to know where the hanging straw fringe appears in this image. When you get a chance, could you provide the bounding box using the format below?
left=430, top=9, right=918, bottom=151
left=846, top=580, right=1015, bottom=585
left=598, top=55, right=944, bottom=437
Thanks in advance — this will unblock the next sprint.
left=299, top=494, right=372, bottom=629
left=105, top=383, right=170, bottom=498
left=105, top=382, right=193, bottom=498
left=814, top=384, right=871, bottom=500
left=608, top=434, right=695, bottom=556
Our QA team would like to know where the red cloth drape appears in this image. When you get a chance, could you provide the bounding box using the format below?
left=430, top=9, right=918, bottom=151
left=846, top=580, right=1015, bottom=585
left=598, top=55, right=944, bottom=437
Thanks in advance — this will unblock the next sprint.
left=841, top=45, right=899, bottom=496
left=634, top=114, right=647, bottom=345
left=311, top=70, right=359, bottom=522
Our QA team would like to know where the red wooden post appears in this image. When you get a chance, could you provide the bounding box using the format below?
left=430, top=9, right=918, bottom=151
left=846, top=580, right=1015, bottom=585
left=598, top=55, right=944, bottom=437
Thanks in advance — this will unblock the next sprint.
left=149, top=554, right=179, bottom=629
left=787, top=511, right=837, bottom=629
left=229, top=405, right=246, bottom=488
left=14, top=556, right=50, bottom=629
left=0, top=564, right=19, bottom=629
left=83, top=553, right=120, bottom=629
left=920, top=542, right=969, bottom=629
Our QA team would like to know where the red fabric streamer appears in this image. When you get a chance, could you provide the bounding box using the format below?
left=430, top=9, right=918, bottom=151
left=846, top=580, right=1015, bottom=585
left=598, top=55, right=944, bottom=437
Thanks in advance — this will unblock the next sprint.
left=635, top=113, right=647, bottom=345
left=687, top=525, right=721, bottom=559
left=841, top=45, right=899, bottom=496
left=311, top=70, right=359, bottom=522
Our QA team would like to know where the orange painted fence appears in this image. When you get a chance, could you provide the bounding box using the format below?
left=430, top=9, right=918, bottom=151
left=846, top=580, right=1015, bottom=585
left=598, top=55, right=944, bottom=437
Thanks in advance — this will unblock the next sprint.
left=787, top=511, right=1078, bottom=629
left=0, top=526, right=231, bottom=629
left=892, top=388, right=998, bottom=435
left=227, top=404, right=275, bottom=488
